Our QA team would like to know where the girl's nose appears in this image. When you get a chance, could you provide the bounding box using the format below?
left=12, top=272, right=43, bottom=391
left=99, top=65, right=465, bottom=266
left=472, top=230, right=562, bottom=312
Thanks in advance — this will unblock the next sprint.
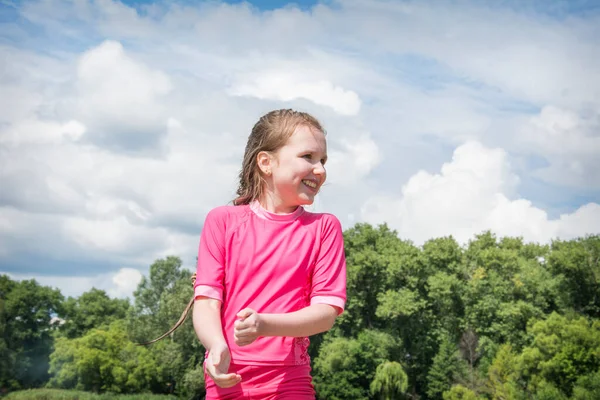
left=314, top=162, right=326, bottom=175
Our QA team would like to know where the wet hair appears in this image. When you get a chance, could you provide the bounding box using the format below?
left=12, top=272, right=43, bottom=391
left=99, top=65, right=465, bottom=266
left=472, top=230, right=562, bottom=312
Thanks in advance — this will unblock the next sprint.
left=233, top=109, right=325, bottom=206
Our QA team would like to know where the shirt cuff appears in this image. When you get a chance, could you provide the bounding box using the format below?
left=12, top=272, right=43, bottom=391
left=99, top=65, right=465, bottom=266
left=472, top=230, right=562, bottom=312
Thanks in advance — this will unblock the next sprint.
left=194, top=285, right=222, bottom=301
left=311, top=295, right=346, bottom=315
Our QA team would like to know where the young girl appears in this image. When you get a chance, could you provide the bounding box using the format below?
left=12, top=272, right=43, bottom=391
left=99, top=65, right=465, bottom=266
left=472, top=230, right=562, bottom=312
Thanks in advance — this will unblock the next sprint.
left=192, top=109, right=347, bottom=399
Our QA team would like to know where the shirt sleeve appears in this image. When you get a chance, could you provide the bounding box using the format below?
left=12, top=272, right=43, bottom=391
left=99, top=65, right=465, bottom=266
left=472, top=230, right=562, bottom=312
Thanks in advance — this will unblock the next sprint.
left=310, top=214, right=347, bottom=314
left=194, top=208, right=227, bottom=302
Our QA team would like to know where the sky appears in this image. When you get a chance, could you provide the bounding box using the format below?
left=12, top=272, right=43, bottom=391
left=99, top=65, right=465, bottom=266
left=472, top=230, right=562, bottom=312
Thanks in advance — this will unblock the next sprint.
left=1, top=0, right=599, bottom=299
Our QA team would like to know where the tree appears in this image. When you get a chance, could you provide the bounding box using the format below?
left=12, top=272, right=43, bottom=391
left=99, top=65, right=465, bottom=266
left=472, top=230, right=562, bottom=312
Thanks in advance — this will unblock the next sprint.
left=572, top=370, right=600, bottom=400
left=462, top=243, right=552, bottom=349
left=313, top=336, right=369, bottom=400
left=180, top=363, right=206, bottom=400
left=531, top=381, right=568, bottom=400
left=0, top=275, right=63, bottom=389
left=427, top=335, right=468, bottom=400
left=487, top=344, right=523, bottom=400
left=313, top=329, right=401, bottom=400
left=442, top=384, right=481, bottom=400
left=59, top=288, right=129, bottom=338
left=335, top=223, right=413, bottom=338
left=457, top=329, right=485, bottom=393
left=518, top=312, right=600, bottom=396
left=128, top=256, right=193, bottom=344
left=48, top=320, right=165, bottom=393
left=370, top=361, right=408, bottom=400
left=547, top=235, right=600, bottom=318
left=426, top=271, right=464, bottom=341
left=127, top=256, right=204, bottom=397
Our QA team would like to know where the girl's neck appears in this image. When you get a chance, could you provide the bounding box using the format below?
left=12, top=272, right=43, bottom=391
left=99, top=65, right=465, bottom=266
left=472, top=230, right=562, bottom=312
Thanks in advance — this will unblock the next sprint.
left=258, top=194, right=299, bottom=215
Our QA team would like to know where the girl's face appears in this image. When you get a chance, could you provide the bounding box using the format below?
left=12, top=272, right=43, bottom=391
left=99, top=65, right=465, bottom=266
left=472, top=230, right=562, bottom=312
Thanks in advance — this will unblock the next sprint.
left=259, top=125, right=327, bottom=212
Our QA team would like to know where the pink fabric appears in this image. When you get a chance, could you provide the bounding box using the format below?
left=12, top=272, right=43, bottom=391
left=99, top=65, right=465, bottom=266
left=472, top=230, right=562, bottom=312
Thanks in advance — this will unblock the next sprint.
left=194, top=201, right=347, bottom=366
left=204, top=363, right=315, bottom=399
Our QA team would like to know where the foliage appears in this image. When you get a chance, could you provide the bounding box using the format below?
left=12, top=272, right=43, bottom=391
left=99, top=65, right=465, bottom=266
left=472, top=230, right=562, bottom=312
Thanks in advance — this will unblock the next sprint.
left=427, top=334, right=468, bottom=399
left=59, top=288, right=130, bottom=339
left=517, top=312, right=600, bottom=396
left=370, top=361, right=408, bottom=399
left=4, top=388, right=177, bottom=399
left=47, top=320, right=165, bottom=394
left=3, top=230, right=600, bottom=400
left=442, top=384, right=480, bottom=400
left=1, top=275, right=63, bottom=389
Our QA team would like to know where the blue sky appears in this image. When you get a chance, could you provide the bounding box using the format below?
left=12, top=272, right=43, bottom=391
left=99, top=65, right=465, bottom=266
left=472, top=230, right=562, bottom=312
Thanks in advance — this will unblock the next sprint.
left=120, top=0, right=323, bottom=11
left=1, top=0, right=599, bottom=298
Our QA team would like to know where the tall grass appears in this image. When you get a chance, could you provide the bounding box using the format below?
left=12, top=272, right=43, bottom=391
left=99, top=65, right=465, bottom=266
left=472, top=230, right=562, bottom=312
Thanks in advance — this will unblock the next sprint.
left=4, top=389, right=179, bottom=400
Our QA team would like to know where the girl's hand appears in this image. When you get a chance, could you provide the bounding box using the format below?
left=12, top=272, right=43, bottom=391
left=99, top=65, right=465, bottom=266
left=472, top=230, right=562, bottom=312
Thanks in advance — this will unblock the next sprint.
left=205, top=342, right=241, bottom=388
left=234, top=308, right=262, bottom=346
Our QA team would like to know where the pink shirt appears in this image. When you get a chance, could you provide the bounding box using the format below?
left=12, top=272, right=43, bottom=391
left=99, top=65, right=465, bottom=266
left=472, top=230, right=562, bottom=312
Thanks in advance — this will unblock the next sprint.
left=194, top=201, right=347, bottom=366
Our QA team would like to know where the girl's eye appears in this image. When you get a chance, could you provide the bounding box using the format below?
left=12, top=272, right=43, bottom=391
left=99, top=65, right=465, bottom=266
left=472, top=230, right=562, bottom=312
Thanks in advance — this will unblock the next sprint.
left=302, top=154, right=312, bottom=160
left=321, top=159, right=327, bottom=165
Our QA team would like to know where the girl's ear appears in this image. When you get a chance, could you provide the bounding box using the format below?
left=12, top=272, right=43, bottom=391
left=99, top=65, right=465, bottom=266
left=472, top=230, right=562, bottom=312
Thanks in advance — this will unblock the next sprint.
left=256, top=151, right=272, bottom=176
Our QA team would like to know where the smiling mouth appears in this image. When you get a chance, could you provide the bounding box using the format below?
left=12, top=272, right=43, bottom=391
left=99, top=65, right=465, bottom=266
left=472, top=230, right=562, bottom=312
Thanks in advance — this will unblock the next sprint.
left=302, top=179, right=318, bottom=189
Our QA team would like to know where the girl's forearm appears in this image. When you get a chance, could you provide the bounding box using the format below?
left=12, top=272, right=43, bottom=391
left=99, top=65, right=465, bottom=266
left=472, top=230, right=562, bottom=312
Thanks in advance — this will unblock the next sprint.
left=193, top=297, right=226, bottom=350
left=259, top=304, right=339, bottom=338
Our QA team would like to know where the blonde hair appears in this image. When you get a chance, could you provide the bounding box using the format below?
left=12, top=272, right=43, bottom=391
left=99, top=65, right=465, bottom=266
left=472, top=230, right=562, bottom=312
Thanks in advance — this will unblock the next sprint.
left=233, top=109, right=325, bottom=206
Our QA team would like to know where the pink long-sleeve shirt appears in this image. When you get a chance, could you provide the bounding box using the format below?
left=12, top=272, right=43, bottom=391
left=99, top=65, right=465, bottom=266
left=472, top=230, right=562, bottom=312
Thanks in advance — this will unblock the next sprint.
left=194, top=201, right=347, bottom=366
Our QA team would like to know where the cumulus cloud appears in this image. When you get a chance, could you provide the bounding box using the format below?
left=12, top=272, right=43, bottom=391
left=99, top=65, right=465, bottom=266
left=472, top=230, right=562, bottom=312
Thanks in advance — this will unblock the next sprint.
left=0, top=119, right=85, bottom=145
left=1, top=0, right=599, bottom=299
left=518, top=105, right=600, bottom=189
left=230, top=70, right=361, bottom=116
left=361, top=141, right=600, bottom=244
left=326, top=134, right=382, bottom=185
left=109, top=268, right=143, bottom=298
left=75, top=40, right=172, bottom=152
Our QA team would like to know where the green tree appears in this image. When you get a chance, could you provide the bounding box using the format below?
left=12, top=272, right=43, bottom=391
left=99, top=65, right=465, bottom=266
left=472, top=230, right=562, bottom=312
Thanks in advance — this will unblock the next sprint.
left=462, top=236, right=555, bottom=349
left=532, top=381, right=568, bottom=400
left=59, top=288, right=130, bottom=338
left=518, top=312, right=600, bottom=396
left=547, top=235, right=600, bottom=317
left=442, top=384, right=480, bottom=400
left=572, top=370, right=600, bottom=400
left=48, top=320, right=164, bottom=393
left=427, top=335, right=468, bottom=400
left=370, top=361, right=408, bottom=400
left=313, top=329, right=400, bottom=400
left=335, top=223, right=413, bottom=338
left=0, top=275, right=63, bottom=389
left=179, top=363, right=206, bottom=400
left=487, top=344, right=524, bottom=400
left=128, top=256, right=192, bottom=344
left=127, top=256, right=204, bottom=397
left=426, top=271, right=464, bottom=336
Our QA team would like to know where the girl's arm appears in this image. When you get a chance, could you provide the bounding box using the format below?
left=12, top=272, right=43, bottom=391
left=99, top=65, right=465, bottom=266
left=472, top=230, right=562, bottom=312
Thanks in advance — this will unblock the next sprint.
left=193, top=297, right=226, bottom=349
left=193, top=297, right=241, bottom=388
left=233, top=304, right=339, bottom=346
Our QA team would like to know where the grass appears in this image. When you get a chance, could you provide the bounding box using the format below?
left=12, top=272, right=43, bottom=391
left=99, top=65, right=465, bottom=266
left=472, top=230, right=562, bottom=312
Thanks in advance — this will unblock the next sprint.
left=3, top=389, right=179, bottom=400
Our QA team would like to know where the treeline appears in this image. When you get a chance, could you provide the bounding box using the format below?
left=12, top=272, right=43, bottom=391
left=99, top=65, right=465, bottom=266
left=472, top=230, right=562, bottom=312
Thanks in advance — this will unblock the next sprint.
left=1, top=225, right=599, bottom=399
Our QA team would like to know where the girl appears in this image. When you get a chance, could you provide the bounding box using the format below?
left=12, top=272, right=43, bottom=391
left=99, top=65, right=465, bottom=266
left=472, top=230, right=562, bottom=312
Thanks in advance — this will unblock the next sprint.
left=192, top=109, right=347, bottom=399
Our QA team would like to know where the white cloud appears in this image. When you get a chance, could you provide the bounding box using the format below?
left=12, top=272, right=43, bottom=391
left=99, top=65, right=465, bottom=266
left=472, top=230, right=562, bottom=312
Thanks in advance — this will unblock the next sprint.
left=518, top=105, right=600, bottom=188
left=230, top=70, right=361, bottom=116
left=77, top=41, right=171, bottom=110
left=332, top=0, right=600, bottom=109
left=0, top=119, right=85, bottom=145
left=361, top=141, right=600, bottom=245
left=109, top=267, right=143, bottom=298
left=76, top=40, right=172, bottom=150
left=326, top=134, right=381, bottom=185
left=5, top=267, right=143, bottom=299
left=1, top=0, right=599, bottom=299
